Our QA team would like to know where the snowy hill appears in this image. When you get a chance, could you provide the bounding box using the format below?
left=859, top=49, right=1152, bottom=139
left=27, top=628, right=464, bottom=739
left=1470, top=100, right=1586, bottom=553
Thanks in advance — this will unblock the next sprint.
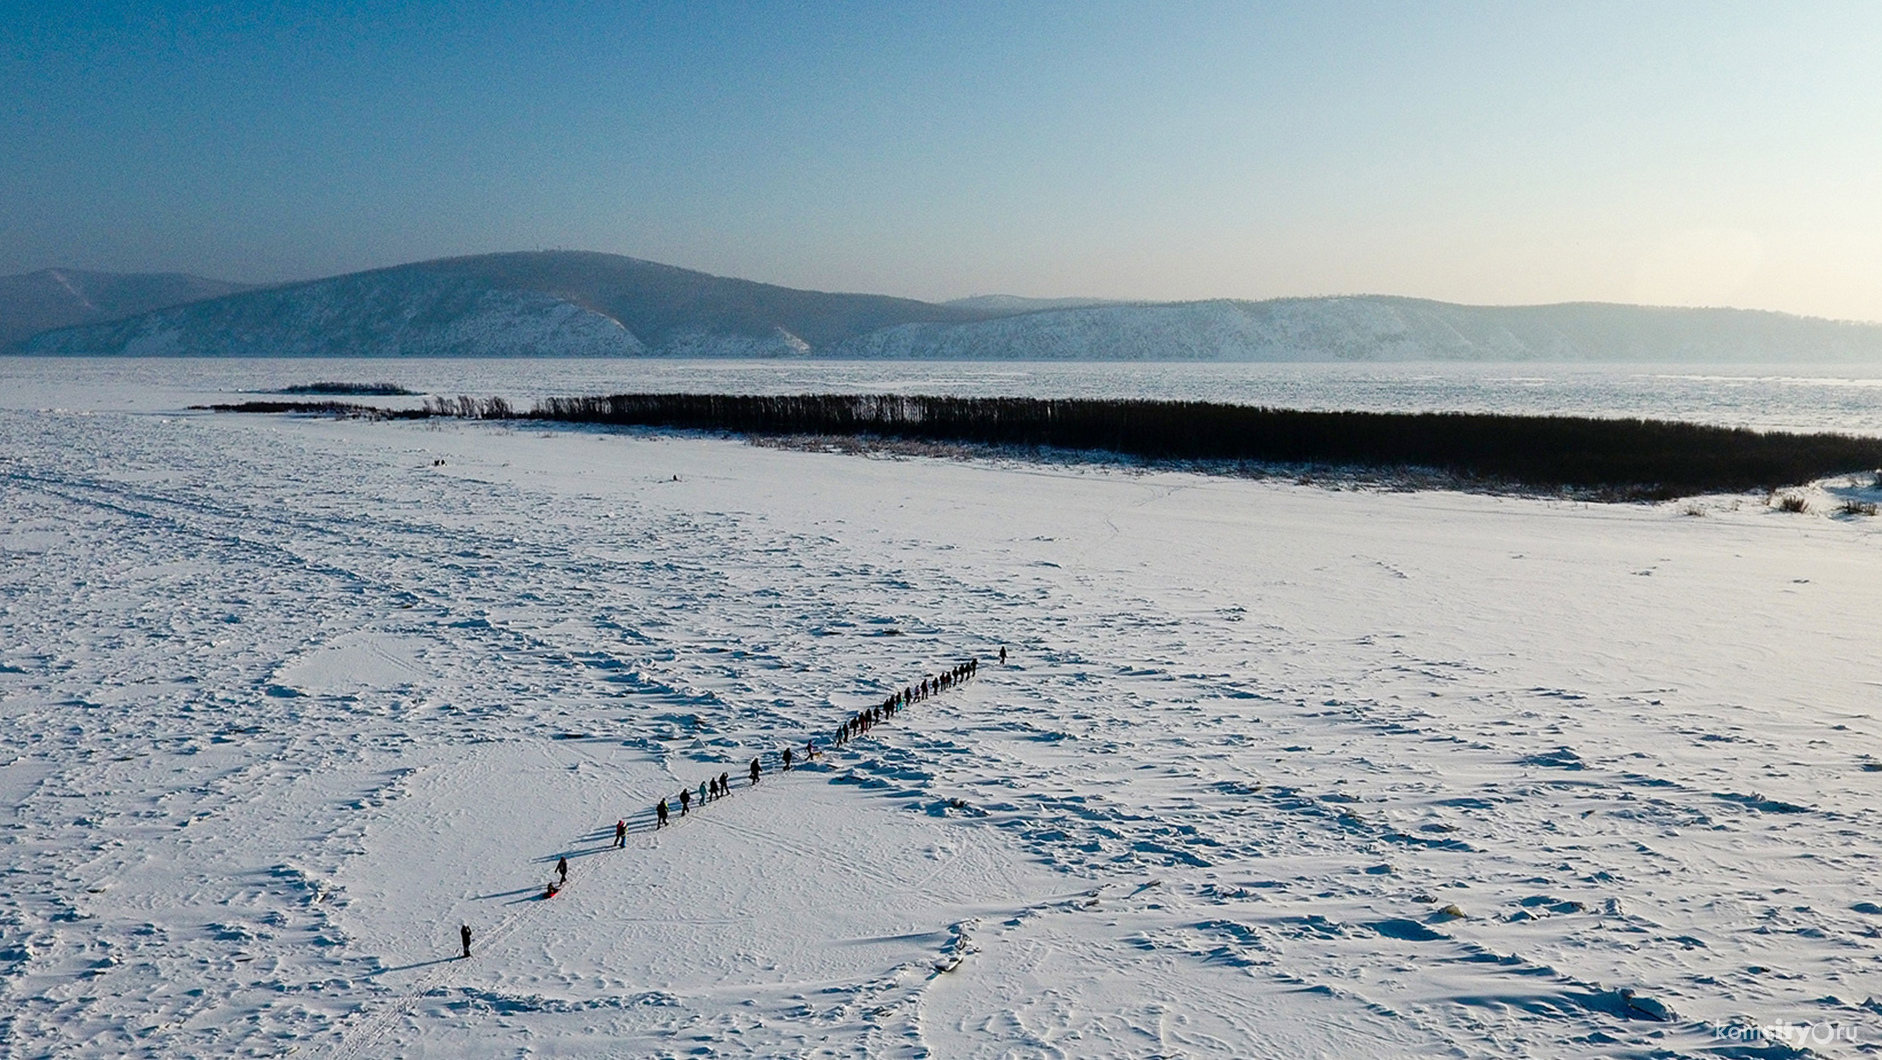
left=18, top=252, right=996, bottom=358
left=0, top=268, right=254, bottom=347
left=18, top=251, right=1882, bottom=360
left=836, top=295, right=1882, bottom=362
left=943, top=294, right=1120, bottom=312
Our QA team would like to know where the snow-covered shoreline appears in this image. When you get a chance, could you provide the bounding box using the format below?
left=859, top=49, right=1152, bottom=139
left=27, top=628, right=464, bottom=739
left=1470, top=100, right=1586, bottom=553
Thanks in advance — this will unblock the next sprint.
left=5, top=364, right=1882, bottom=1057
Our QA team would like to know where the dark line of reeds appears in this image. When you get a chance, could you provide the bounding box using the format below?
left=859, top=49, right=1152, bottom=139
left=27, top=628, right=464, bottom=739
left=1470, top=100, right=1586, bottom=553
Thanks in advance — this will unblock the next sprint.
left=198, top=392, right=1882, bottom=499
left=524, top=393, right=1882, bottom=499
left=277, top=382, right=418, bottom=396
left=191, top=396, right=505, bottom=419
left=192, top=400, right=417, bottom=417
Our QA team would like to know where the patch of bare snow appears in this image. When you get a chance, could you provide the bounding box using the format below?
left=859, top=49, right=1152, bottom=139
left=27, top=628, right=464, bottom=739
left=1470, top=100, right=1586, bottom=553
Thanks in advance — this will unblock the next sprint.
left=2, top=363, right=1880, bottom=1057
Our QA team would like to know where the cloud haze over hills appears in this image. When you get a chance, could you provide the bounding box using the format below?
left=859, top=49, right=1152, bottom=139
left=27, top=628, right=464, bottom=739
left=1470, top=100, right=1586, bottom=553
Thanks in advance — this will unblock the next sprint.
left=13, top=251, right=1882, bottom=363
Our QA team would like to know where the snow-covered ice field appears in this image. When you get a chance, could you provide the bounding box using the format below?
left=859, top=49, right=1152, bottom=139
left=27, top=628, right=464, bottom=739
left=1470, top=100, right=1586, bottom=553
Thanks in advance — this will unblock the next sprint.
left=12, top=356, right=1882, bottom=434
left=5, top=361, right=1882, bottom=1058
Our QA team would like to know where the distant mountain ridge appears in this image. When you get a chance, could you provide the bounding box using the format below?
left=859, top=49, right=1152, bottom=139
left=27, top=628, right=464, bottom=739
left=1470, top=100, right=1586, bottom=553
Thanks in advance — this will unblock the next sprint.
left=835, top=296, right=1882, bottom=362
left=944, top=294, right=1121, bottom=312
left=17, top=252, right=999, bottom=358
left=15, top=251, right=1882, bottom=361
left=0, top=268, right=255, bottom=347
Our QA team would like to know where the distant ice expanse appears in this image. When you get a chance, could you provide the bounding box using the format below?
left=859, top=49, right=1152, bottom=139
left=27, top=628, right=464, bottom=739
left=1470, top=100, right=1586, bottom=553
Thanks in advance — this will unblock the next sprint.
left=8, top=356, right=1882, bottom=435
left=5, top=359, right=1882, bottom=1058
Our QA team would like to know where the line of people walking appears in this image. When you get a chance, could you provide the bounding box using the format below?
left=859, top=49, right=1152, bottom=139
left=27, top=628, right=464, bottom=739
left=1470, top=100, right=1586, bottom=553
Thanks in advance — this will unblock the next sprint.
left=650, top=762, right=762, bottom=831
left=460, top=649, right=1000, bottom=960
left=834, top=656, right=978, bottom=746
left=647, top=655, right=983, bottom=830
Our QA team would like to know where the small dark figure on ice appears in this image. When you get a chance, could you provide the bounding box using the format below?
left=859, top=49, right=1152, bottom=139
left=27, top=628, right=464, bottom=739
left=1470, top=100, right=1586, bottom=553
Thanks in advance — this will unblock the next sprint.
left=782, top=747, right=793, bottom=771
left=615, top=819, right=627, bottom=847
left=460, top=923, right=472, bottom=959
left=556, top=856, right=568, bottom=883
left=656, top=799, right=670, bottom=828
left=679, top=788, right=691, bottom=815
left=749, top=758, right=761, bottom=785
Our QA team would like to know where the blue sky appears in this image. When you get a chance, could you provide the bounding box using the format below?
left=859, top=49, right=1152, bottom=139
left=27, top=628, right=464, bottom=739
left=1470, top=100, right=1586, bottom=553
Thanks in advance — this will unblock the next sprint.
left=5, top=1, right=1881, bottom=318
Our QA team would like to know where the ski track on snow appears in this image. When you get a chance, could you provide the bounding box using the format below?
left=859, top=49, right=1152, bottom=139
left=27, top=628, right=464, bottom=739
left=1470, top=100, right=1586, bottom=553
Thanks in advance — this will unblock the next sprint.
left=4, top=370, right=1882, bottom=1057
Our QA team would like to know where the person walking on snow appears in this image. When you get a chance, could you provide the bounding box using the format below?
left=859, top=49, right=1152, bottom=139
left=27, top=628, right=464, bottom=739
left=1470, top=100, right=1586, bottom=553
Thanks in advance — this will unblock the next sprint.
left=460, top=924, right=472, bottom=959
left=749, top=758, right=761, bottom=786
left=720, top=771, right=731, bottom=796
left=656, top=799, right=670, bottom=828
left=999, top=645, right=1006, bottom=664
left=556, top=856, right=568, bottom=883
left=782, top=747, right=793, bottom=771
left=615, top=819, right=627, bottom=848
left=679, top=788, right=691, bottom=815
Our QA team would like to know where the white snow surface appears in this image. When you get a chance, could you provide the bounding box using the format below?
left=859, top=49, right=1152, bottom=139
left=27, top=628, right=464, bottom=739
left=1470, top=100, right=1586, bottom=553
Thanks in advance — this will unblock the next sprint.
left=4, top=364, right=1882, bottom=1057
left=13, top=355, right=1882, bottom=434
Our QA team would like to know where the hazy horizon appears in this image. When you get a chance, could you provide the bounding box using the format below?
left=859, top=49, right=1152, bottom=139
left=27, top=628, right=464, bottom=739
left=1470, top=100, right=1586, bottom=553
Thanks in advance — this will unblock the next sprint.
left=14, top=252, right=1882, bottom=328
left=8, top=3, right=1882, bottom=320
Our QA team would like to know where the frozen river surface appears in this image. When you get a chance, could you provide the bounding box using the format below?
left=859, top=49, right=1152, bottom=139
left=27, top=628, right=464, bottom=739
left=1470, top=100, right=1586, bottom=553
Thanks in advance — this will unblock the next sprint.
left=11, top=355, right=1882, bottom=435
left=3, top=361, right=1882, bottom=1057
